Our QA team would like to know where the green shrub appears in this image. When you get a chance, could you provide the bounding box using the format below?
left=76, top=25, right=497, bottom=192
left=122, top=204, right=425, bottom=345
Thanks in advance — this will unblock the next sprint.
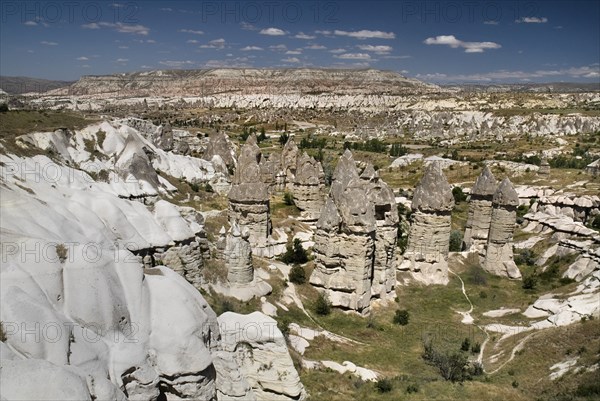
left=522, top=274, right=537, bottom=290
left=0, top=322, right=6, bottom=341
left=283, top=192, right=294, bottom=205
left=314, top=293, right=331, bottom=316
left=422, top=340, right=470, bottom=382
left=449, top=230, right=463, bottom=252
left=393, top=309, right=410, bottom=325
left=590, top=214, right=600, bottom=230
left=479, top=290, right=488, bottom=299
left=0, top=103, right=8, bottom=112
left=452, top=186, right=467, bottom=203
left=190, top=183, right=200, bottom=192
left=204, top=183, right=214, bottom=193
left=375, top=378, right=392, bottom=393
left=471, top=342, right=481, bottom=354
left=460, top=338, right=471, bottom=352
left=280, top=239, right=308, bottom=265
left=406, top=384, right=419, bottom=394
left=288, top=264, right=306, bottom=284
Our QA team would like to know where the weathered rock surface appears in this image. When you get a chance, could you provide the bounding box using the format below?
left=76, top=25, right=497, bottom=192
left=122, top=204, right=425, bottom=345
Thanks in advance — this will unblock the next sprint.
left=293, top=152, right=325, bottom=222
left=281, top=137, right=299, bottom=191
left=225, top=221, right=254, bottom=285
left=203, top=130, right=237, bottom=170
left=463, top=166, right=498, bottom=253
left=217, top=312, right=307, bottom=401
left=483, top=178, right=521, bottom=279
left=362, top=164, right=399, bottom=300
left=310, top=151, right=377, bottom=314
left=399, top=162, right=454, bottom=285
left=228, top=134, right=272, bottom=249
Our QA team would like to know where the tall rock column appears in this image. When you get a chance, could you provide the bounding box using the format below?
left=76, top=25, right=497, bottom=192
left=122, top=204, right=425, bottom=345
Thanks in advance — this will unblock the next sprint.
left=310, top=150, right=376, bottom=315
left=399, top=162, right=455, bottom=285
left=225, top=221, right=254, bottom=285
left=293, top=152, right=325, bottom=222
left=281, top=136, right=299, bottom=191
left=462, top=165, right=498, bottom=253
left=483, top=178, right=521, bottom=279
left=362, top=164, right=399, bottom=301
left=228, top=134, right=271, bottom=248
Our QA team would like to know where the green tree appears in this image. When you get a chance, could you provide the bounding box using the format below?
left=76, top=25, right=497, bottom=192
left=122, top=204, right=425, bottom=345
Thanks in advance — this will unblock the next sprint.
left=314, top=293, right=331, bottom=315
left=393, top=309, right=410, bottom=325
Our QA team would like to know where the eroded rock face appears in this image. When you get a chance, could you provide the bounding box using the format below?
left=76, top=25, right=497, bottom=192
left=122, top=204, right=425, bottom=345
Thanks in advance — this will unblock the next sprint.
left=204, top=131, right=237, bottom=170
left=281, top=137, right=299, bottom=191
left=399, top=162, right=454, bottom=285
left=310, top=151, right=377, bottom=315
left=463, top=166, right=498, bottom=253
left=483, top=178, right=522, bottom=279
left=115, top=133, right=161, bottom=192
left=293, top=152, right=325, bottom=222
left=216, top=312, right=307, bottom=401
left=225, top=221, right=254, bottom=285
left=155, top=122, right=174, bottom=151
left=228, top=134, right=272, bottom=248
left=363, top=165, right=399, bottom=300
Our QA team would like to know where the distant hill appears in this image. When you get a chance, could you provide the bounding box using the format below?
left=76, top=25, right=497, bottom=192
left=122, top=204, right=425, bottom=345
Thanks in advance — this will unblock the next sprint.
left=442, top=82, right=600, bottom=93
left=63, top=68, right=440, bottom=97
left=0, top=76, right=74, bottom=94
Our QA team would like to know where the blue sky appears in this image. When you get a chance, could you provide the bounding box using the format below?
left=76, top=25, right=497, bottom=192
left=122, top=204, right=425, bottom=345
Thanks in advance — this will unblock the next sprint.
left=1, top=0, right=599, bottom=83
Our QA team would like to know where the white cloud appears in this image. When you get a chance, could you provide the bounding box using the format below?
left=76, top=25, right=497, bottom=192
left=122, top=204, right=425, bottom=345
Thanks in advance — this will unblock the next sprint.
left=483, top=20, right=499, bottom=25
left=516, top=16, right=548, bottom=23
left=140, top=65, right=153, bottom=68
left=335, top=53, right=372, bottom=60
left=334, top=29, right=395, bottom=39
left=260, top=27, right=286, bottom=36
left=179, top=29, right=204, bottom=35
left=80, top=64, right=91, bottom=68
left=160, top=8, right=173, bottom=12
left=115, top=58, right=128, bottom=63
left=295, top=32, right=316, bottom=39
left=241, top=22, right=257, bottom=31
left=241, top=46, right=264, bottom=51
left=383, top=55, right=411, bottom=59
left=269, top=44, right=288, bottom=51
left=110, top=3, right=125, bottom=8
left=24, top=20, right=38, bottom=26
left=146, top=39, right=156, bottom=44
left=285, top=50, right=302, bottom=55
left=282, top=57, right=300, bottom=63
left=200, top=38, right=226, bottom=49
left=203, top=59, right=251, bottom=68
left=329, top=48, right=346, bottom=54
left=40, top=41, right=58, bottom=46
left=82, top=22, right=150, bottom=35
left=357, top=44, right=392, bottom=54
left=187, top=39, right=199, bottom=44
left=159, top=60, right=195, bottom=68
left=118, top=45, right=129, bottom=49
left=76, top=56, right=89, bottom=61
left=315, top=30, right=332, bottom=36
left=305, top=44, right=326, bottom=50
left=424, top=35, right=501, bottom=53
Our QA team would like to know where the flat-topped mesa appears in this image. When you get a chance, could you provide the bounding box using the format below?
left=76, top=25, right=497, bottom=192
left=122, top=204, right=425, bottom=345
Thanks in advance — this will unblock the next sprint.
left=399, top=162, right=455, bottom=285
left=203, top=131, right=237, bottom=170
left=225, top=221, right=254, bottom=285
left=310, top=151, right=376, bottom=315
left=483, top=178, right=522, bottom=279
left=462, top=166, right=498, bottom=253
left=281, top=136, right=299, bottom=191
left=228, top=134, right=271, bottom=248
left=362, top=164, right=400, bottom=301
left=293, top=152, right=325, bottom=222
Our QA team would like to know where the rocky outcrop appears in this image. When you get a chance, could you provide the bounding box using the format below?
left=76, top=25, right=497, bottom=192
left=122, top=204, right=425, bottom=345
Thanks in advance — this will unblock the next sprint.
left=228, top=134, right=272, bottom=249
left=462, top=166, right=498, bottom=253
left=203, top=130, right=237, bottom=170
left=310, top=151, right=377, bottom=315
left=225, top=221, right=254, bottom=285
left=281, top=137, right=299, bottom=191
left=532, top=194, right=600, bottom=224
left=585, top=159, right=599, bottom=177
left=483, top=178, right=521, bottom=278
left=216, top=312, right=307, bottom=401
left=361, top=164, right=399, bottom=300
left=293, top=152, right=325, bottom=222
left=399, top=162, right=454, bottom=285
left=538, top=158, right=550, bottom=175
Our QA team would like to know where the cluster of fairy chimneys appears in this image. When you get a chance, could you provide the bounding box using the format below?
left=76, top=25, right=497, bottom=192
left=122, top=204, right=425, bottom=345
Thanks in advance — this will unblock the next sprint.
left=310, top=150, right=399, bottom=316
left=463, top=165, right=522, bottom=279
left=399, top=162, right=521, bottom=284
